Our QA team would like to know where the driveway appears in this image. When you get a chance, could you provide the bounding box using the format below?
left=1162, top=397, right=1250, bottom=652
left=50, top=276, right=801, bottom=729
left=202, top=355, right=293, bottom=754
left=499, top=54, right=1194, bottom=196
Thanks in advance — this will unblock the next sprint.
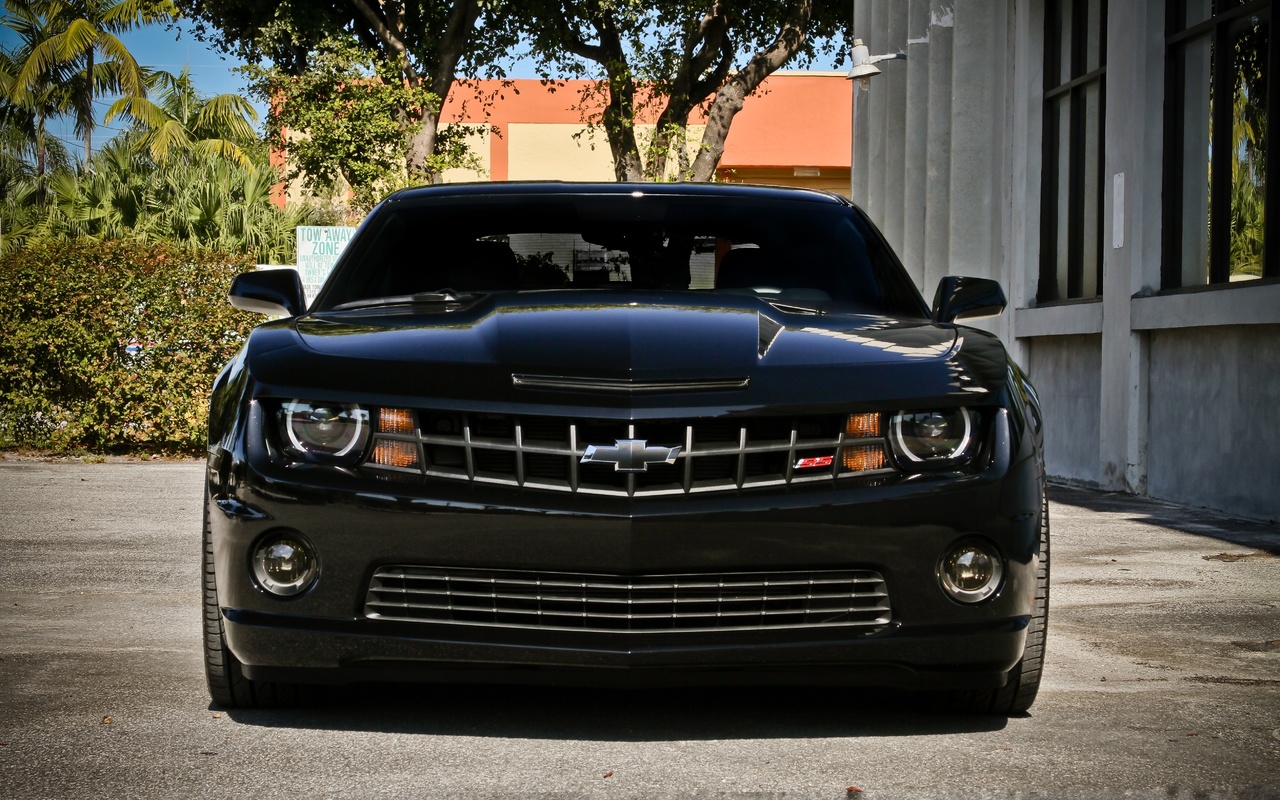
left=1, top=460, right=1277, bottom=799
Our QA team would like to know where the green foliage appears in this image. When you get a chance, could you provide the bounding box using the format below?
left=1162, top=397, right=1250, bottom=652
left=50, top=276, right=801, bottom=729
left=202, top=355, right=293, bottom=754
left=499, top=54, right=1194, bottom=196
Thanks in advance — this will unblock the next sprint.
left=106, top=66, right=261, bottom=167
left=182, top=0, right=522, bottom=199
left=1, top=2, right=78, bottom=178
left=0, top=239, right=257, bottom=453
left=244, top=37, right=456, bottom=211
left=0, top=136, right=320, bottom=262
left=178, top=0, right=520, bottom=83
left=1228, top=25, right=1267, bottom=278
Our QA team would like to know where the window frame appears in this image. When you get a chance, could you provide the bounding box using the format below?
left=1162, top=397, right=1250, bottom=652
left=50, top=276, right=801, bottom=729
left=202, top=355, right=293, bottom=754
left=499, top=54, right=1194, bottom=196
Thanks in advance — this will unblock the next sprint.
left=1162, top=0, right=1279, bottom=288
left=1038, top=0, right=1109, bottom=305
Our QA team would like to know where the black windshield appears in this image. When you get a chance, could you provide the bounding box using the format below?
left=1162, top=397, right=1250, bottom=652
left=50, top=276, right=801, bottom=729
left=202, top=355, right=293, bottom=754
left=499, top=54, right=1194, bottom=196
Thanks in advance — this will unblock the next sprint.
left=315, top=192, right=928, bottom=318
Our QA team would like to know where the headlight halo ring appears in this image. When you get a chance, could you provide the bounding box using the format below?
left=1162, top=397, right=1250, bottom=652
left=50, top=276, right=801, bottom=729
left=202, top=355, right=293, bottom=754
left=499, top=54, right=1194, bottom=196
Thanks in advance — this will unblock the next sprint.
left=890, top=406, right=974, bottom=465
left=280, top=399, right=370, bottom=463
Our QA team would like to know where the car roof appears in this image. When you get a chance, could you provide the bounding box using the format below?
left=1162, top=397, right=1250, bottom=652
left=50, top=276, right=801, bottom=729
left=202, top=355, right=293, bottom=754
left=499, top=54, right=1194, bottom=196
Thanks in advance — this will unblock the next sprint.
left=383, top=181, right=854, bottom=206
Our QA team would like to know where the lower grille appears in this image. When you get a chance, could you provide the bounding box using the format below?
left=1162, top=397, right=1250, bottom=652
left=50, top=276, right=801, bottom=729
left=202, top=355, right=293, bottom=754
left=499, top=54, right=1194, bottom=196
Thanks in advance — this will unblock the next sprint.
left=364, top=566, right=892, bottom=634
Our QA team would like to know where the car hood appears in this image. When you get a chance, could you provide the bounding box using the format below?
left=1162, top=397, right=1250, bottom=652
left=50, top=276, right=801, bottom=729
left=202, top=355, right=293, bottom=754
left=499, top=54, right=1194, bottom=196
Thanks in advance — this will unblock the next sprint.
left=243, top=291, right=1009, bottom=412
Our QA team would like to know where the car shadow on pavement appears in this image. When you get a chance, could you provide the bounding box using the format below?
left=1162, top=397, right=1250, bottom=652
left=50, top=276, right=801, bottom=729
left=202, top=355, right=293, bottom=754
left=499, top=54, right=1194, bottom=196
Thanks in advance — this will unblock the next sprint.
left=217, top=683, right=1010, bottom=739
left=1048, top=484, right=1280, bottom=554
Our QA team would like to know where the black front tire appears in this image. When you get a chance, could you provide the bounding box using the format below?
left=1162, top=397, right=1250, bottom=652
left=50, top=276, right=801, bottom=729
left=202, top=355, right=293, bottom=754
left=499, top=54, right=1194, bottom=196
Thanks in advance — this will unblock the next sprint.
left=203, top=494, right=314, bottom=708
left=948, top=482, right=1050, bottom=715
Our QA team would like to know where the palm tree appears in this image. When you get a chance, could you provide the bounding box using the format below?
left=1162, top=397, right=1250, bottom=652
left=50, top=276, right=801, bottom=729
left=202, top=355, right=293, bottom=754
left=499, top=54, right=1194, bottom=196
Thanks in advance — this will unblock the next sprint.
left=14, top=129, right=318, bottom=262
left=106, top=67, right=260, bottom=167
left=1, top=5, right=75, bottom=180
left=7, top=0, right=176, bottom=166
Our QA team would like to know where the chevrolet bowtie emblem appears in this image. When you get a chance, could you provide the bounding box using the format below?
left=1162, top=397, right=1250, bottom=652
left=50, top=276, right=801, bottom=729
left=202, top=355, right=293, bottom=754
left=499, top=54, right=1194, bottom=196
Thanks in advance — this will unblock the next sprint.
left=580, top=439, right=682, bottom=472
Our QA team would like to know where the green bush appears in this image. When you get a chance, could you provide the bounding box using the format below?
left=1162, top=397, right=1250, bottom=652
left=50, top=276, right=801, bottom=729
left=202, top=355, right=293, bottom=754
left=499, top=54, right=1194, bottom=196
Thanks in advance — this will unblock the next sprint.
left=0, top=240, right=258, bottom=453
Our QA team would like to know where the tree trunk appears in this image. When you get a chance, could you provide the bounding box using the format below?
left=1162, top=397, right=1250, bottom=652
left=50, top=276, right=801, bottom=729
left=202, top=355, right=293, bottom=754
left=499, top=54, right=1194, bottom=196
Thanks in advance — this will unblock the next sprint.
left=349, top=0, right=479, bottom=184
left=644, top=2, right=731, bottom=181
left=603, top=79, right=644, bottom=182
left=405, top=108, right=439, bottom=182
left=689, top=0, right=813, bottom=182
left=36, top=115, right=46, bottom=178
left=83, top=49, right=94, bottom=168
left=644, top=104, right=688, bottom=181
left=592, top=12, right=643, bottom=182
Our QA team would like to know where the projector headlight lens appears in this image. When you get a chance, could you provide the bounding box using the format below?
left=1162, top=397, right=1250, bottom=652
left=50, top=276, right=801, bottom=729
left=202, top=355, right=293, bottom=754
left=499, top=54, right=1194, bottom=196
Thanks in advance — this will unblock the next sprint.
left=890, top=407, right=973, bottom=465
left=279, top=400, right=369, bottom=463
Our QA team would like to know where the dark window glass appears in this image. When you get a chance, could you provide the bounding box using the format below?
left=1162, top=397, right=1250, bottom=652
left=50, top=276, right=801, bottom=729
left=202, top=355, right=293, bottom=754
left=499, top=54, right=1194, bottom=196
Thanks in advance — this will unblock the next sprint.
left=1164, top=1, right=1276, bottom=286
left=316, top=194, right=929, bottom=318
left=1039, top=0, right=1108, bottom=304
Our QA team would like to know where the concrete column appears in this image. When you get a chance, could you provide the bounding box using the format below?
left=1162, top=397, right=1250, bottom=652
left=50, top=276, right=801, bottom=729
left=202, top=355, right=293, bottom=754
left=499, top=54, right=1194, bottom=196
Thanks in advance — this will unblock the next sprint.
left=881, top=1, right=910, bottom=254
left=922, top=1, right=954, bottom=302
left=852, top=0, right=872, bottom=203
left=1005, top=0, right=1046, bottom=367
left=1098, top=0, right=1165, bottom=492
left=948, top=1, right=1008, bottom=285
left=867, top=0, right=887, bottom=224
left=901, top=0, right=932, bottom=290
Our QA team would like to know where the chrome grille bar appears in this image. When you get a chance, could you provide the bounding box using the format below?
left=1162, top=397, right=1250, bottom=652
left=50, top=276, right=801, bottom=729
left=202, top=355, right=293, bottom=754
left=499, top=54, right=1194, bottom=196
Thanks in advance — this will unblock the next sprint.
left=367, top=412, right=893, bottom=495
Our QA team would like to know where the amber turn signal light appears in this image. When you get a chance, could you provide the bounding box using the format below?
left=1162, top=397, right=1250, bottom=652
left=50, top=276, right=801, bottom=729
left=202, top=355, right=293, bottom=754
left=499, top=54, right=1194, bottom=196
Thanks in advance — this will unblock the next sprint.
left=845, top=413, right=881, bottom=438
left=378, top=407, right=415, bottom=435
left=842, top=443, right=887, bottom=472
left=372, top=439, right=419, bottom=469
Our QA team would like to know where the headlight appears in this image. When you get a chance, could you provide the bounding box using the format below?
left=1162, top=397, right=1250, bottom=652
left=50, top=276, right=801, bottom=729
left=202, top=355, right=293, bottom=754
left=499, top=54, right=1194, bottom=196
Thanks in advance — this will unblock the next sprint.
left=889, top=407, right=973, bottom=465
left=279, top=400, right=370, bottom=463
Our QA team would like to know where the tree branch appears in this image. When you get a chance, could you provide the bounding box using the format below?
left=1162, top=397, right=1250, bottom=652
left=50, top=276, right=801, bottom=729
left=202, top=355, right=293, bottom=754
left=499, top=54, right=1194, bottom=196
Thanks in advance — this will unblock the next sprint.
left=591, top=9, right=643, bottom=181
left=431, top=0, right=481, bottom=100
left=690, top=0, right=814, bottom=181
left=347, top=0, right=419, bottom=84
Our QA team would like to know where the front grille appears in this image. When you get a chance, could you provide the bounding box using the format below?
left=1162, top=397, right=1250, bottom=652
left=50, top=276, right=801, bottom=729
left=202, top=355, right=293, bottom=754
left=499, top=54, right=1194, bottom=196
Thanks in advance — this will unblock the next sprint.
left=364, top=411, right=892, bottom=496
left=364, top=566, right=893, bottom=634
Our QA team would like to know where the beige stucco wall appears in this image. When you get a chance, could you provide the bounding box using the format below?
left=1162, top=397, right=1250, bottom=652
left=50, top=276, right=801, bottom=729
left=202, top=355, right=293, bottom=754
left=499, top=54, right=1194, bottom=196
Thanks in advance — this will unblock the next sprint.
left=439, top=123, right=492, bottom=184
left=506, top=123, right=709, bottom=181
left=507, top=123, right=615, bottom=181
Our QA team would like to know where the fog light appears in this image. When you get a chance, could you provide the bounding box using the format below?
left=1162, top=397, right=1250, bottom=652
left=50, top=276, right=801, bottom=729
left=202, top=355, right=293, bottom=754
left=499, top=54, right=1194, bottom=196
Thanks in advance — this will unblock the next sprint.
left=251, top=533, right=318, bottom=597
left=939, top=540, right=1003, bottom=603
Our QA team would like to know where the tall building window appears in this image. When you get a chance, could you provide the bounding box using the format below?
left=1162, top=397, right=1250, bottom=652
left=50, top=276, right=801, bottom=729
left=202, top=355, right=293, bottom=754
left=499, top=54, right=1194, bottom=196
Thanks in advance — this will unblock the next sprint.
left=1164, top=0, right=1278, bottom=287
left=1040, top=0, right=1107, bottom=303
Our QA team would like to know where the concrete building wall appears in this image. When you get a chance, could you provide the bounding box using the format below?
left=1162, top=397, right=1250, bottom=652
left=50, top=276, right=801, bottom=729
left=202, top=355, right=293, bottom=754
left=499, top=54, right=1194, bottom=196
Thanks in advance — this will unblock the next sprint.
left=854, top=0, right=1279, bottom=521
left=1147, top=325, right=1280, bottom=522
left=1024, top=335, right=1102, bottom=483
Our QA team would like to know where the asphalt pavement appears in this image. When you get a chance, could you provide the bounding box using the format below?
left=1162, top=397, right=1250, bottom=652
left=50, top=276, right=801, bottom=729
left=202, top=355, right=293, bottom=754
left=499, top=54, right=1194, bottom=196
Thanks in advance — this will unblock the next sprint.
left=1, top=460, right=1277, bottom=799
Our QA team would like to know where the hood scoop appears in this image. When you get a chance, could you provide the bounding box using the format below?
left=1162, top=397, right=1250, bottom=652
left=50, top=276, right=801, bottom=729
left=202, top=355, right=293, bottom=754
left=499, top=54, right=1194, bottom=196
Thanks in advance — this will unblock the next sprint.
left=511, top=374, right=750, bottom=393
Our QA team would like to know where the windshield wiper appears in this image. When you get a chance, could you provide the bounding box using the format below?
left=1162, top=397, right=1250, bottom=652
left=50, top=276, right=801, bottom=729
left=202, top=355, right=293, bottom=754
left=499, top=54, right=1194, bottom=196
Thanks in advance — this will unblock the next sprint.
left=329, top=289, right=472, bottom=311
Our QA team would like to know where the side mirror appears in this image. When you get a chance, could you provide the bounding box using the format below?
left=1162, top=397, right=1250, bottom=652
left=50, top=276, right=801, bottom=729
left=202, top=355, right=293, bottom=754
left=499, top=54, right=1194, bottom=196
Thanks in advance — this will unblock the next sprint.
left=932, top=276, right=1006, bottom=323
left=229, top=269, right=306, bottom=317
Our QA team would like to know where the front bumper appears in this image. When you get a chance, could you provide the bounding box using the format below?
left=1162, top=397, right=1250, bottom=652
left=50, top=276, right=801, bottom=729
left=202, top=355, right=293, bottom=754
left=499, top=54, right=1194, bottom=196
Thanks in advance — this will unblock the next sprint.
left=208, top=411, right=1044, bottom=690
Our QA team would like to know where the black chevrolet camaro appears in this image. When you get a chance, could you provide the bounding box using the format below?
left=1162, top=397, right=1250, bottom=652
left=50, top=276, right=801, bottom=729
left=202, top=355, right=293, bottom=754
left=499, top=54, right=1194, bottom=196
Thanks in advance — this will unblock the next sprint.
left=205, top=182, right=1048, bottom=714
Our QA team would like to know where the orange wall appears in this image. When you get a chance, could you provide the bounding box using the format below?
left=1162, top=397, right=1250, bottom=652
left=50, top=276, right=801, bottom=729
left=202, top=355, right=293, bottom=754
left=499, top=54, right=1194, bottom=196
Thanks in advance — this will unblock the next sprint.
left=441, top=73, right=851, bottom=180
left=715, top=74, right=851, bottom=170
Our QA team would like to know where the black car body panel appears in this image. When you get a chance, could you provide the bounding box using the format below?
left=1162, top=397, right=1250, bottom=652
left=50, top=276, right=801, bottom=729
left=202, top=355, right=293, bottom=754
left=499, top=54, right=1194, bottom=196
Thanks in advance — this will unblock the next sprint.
left=205, top=182, right=1046, bottom=703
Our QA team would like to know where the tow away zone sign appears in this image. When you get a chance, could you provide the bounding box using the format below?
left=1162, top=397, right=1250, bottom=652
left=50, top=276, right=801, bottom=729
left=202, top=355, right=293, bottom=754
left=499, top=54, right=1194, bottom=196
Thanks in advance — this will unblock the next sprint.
left=296, top=226, right=356, bottom=302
